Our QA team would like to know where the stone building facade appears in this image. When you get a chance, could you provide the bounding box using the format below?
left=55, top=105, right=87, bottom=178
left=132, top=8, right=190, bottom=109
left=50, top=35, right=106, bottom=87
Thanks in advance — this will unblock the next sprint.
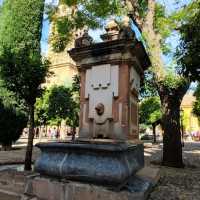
left=46, top=4, right=78, bottom=88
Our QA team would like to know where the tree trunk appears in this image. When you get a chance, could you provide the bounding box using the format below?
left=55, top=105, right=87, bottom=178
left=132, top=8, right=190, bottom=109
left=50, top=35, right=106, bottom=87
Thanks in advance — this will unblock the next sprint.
left=162, top=102, right=183, bottom=167
left=152, top=124, right=156, bottom=143
left=1, top=143, right=12, bottom=151
left=160, top=84, right=189, bottom=168
left=71, top=127, right=76, bottom=141
left=24, top=104, right=35, bottom=171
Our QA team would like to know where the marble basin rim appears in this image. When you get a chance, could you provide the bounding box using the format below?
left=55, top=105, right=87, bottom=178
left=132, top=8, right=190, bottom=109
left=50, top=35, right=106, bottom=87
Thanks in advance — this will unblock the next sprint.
left=35, top=139, right=140, bottom=152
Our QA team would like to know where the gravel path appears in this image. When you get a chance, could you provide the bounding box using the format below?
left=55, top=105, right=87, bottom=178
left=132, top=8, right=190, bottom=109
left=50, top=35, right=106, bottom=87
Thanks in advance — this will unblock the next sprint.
left=146, top=142, right=200, bottom=200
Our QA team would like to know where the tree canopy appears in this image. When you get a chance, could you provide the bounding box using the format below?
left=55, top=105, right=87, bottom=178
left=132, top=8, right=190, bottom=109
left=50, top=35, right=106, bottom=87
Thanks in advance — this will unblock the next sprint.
left=47, top=0, right=126, bottom=52
left=139, top=96, right=161, bottom=125
left=35, top=84, right=79, bottom=128
left=0, top=98, right=27, bottom=150
left=0, top=0, right=49, bottom=106
left=177, top=0, right=200, bottom=82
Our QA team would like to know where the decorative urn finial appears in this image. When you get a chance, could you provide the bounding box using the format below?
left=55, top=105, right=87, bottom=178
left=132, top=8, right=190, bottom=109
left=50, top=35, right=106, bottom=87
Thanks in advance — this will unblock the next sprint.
left=75, top=29, right=93, bottom=48
left=100, top=20, right=120, bottom=41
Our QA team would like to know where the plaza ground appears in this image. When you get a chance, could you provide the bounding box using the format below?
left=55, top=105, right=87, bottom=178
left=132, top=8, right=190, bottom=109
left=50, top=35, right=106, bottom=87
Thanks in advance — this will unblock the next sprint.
left=0, top=139, right=200, bottom=199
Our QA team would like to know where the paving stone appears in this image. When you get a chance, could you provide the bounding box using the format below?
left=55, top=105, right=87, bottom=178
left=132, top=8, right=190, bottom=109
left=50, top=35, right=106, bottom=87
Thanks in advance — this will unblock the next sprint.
left=146, top=142, right=200, bottom=200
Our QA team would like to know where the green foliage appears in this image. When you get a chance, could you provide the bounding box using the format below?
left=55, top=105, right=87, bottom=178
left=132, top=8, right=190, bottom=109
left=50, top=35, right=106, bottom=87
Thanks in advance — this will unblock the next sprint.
left=177, top=0, right=200, bottom=82
left=50, top=16, right=74, bottom=52
left=154, top=3, right=174, bottom=54
left=0, top=100, right=28, bottom=147
left=154, top=3, right=169, bottom=37
left=160, top=72, right=188, bottom=90
left=71, top=74, right=80, bottom=94
left=66, top=99, right=79, bottom=128
left=35, top=84, right=79, bottom=128
left=48, top=0, right=126, bottom=52
left=0, top=82, right=27, bottom=122
left=67, top=75, right=80, bottom=128
left=140, top=71, right=158, bottom=98
left=35, top=89, right=49, bottom=126
left=0, top=0, right=49, bottom=106
left=171, top=0, right=200, bottom=27
left=0, top=80, right=27, bottom=146
left=35, top=86, right=72, bottom=126
left=139, top=96, right=162, bottom=125
left=48, top=86, right=73, bottom=121
left=137, top=0, right=148, bottom=18
left=193, top=84, right=200, bottom=119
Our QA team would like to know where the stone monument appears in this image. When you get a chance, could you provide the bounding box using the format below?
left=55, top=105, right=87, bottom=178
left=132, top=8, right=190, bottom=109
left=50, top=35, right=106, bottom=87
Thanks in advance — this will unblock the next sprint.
left=22, top=18, right=159, bottom=200
left=72, top=19, right=144, bottom=141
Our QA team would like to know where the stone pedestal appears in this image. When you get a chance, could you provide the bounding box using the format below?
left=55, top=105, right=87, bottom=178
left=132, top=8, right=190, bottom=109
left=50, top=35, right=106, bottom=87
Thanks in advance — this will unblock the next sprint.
left=22, top=167, right=160, bottom=200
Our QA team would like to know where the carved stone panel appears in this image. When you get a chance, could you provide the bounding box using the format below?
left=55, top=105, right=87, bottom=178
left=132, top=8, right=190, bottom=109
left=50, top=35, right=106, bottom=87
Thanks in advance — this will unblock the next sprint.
left=84, top=64, right=119, bottom=138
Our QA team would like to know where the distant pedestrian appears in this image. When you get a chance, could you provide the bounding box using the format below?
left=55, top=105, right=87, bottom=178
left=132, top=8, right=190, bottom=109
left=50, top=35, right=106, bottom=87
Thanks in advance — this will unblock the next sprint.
left=35, top=127, right=39, bottom=138
left=56, top=128, right=60, bottom=139
left=48, top=128, right=51, bottom=138
left=52, top=127, right=56, bottom=139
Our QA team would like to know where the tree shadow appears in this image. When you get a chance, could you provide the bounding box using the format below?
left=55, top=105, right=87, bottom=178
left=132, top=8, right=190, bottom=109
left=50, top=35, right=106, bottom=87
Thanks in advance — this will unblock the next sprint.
left=144, top=142, right=200, bottom=169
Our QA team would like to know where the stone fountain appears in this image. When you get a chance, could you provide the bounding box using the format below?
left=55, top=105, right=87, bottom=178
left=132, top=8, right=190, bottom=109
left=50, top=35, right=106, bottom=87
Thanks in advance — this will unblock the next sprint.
left=22, top=18, right=159, bottom=200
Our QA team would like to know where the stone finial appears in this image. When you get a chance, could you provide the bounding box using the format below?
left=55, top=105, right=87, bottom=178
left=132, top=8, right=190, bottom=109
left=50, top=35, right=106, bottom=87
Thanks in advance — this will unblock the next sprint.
left=100, top=20, right=120, bottom=41
left=75, top=29, right=93, bottom=48
left=105, top=20, right=119, bottom=33
left=119, top=16, right=136, bottom=40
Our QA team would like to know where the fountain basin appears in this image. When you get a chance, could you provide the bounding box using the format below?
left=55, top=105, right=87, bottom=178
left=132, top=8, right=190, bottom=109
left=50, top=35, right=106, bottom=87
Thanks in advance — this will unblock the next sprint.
left=34, top=140, right=144, bottom=186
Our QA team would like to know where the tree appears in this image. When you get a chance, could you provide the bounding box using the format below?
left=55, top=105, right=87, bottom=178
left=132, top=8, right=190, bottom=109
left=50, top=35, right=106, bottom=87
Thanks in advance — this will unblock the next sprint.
left=0, top=100, right=28, bottom=150
left=126, top=0, right=199, bottom=167
left=139, top=96, right=161, bottom=125
left=35, top=89, right=49, bottom=134
left=0, top=83, right=28, bottom=150
left=35, top=85, right=78, bottom=129
left=48, top=85, right=74, bottom=125
left=139, top=96, right=162, bottom=143
left=0, top=0, right=49, bottom=170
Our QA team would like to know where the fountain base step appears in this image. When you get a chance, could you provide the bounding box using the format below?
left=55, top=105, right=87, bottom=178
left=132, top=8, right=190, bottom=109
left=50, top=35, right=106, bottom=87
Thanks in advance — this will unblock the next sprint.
left=23, top=166, right=160, bottom=200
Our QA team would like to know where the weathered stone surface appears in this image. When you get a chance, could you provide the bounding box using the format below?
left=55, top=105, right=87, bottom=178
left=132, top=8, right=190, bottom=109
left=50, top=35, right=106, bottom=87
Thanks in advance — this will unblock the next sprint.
left=35, top=141, right=144, bottom=186
left=24, top=166, right=159, bottom=200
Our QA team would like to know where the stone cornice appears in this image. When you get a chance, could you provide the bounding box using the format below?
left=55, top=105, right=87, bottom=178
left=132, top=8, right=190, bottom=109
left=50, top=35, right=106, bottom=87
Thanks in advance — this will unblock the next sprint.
left=68, top=39, right=151, bottom=71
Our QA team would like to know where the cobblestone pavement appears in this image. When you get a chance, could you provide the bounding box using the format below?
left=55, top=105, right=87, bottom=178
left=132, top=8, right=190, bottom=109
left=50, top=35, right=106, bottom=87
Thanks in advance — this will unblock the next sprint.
left=149, top=167, right=200, bottom=200
left=146, top=141, right=200, bottom=200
